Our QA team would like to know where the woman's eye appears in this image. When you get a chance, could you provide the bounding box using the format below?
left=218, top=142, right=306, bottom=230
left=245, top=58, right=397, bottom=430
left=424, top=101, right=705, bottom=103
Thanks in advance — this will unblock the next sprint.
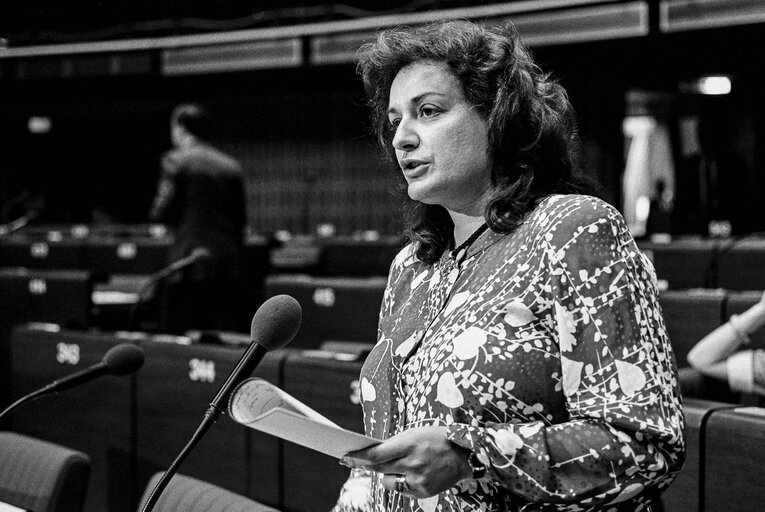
left=388, top=118, right=401, bottom=129
left=419, top=105, right=439, bottom=118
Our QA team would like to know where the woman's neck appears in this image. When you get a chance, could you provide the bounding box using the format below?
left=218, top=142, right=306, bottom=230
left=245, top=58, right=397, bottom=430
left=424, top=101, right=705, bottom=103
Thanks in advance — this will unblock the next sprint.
left=450, top=211, right=486, bottom=248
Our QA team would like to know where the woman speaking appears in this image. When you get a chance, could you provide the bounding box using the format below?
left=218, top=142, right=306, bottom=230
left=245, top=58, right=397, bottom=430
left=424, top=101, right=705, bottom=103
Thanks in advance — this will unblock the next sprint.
left=333, top=20, right=684, bottom=512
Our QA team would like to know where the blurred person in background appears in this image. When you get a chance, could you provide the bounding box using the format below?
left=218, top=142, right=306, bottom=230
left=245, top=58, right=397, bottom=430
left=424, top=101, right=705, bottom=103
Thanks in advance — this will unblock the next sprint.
left=332, top=20, right=685, bottom=512
left=149, top=103, right=247, bottom=333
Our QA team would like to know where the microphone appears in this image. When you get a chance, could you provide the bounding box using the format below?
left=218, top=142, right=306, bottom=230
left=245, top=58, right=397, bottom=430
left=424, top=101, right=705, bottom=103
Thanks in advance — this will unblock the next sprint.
left=0, top=210, right=39, bottom=237
left=147, top=247, right=212, bottom=285
left=207, top=294, right=302, bottom=416
left=130, top=247, right=212, bottom=328
left=140, top=294, right=302, bottom=512
left=0, top=343, right=145, bottom=422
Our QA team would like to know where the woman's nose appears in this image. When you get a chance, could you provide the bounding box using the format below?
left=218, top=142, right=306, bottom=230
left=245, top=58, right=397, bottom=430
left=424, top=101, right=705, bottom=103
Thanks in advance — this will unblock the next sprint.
left=392, top=119, right=419, bottom=151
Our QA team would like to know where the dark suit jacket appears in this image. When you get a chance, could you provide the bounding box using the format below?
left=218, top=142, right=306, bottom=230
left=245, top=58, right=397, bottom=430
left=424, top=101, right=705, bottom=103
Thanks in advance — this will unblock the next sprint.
left=150, top=141, right=246, bottom=281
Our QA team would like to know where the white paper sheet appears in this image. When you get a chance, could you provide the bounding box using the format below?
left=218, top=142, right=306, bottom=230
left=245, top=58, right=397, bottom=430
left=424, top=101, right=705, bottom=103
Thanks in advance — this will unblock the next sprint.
left=228, top=378, right=379, bottom=459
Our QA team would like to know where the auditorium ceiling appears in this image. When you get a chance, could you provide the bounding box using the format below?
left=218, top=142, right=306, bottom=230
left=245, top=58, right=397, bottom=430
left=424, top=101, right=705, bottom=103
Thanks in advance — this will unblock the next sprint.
left=0, top=0, right=506, bottom=46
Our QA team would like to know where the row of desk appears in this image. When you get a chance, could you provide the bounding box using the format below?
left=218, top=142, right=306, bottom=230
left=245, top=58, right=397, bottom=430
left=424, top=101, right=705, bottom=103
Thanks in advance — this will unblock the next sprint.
left=9, top=326, right=765, bottom=512
left=8, top=325, right=367, bottom=512
left=5, top=228, right=765, bottom=288
left=0, top=271, right=387, bottom=341
left=2, top=266, right=762, bottom=357
left=638, top=237, right=765, bottom=290
left=0, top=229, right=401, bottom=277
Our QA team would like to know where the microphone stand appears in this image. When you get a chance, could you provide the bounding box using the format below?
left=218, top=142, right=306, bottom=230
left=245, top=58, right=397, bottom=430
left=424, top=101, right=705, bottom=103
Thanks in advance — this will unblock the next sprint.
left=139, top=295, right=300, bottom=512
left=127, top=279, right=158, bottom=332
left=139, top=411, right=219, bottom=512
left=0, top=388, right=48, bottom=423
left=139, top=342, right=265, bottom=512
left=127, top=249, right=210, bottom=331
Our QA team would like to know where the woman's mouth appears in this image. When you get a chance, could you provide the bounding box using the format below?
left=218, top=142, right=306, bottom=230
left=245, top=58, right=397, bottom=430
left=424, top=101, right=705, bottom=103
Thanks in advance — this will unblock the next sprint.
left=402, top=161, right=429, bottom=177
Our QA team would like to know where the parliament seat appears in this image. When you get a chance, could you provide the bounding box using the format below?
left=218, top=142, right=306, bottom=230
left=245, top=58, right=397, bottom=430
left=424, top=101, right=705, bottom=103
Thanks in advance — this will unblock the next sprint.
left=659, top=399, right=732, bottom=512
left=0, top=268, right=93, bottom=328
left=85, top=237, right=170, bottom=275
left=9, top=326, right=136, bottom=512
left=281, top=352, right=365, bottom=512
left=134, top=339, right=288, bottom=508
left=0, top=234, right=85, bottom=270
left=703, top=407, right=765, bottom=512
left=639, top=238, right=717, bottom=289
left=316, top=236, right=401, bottom=277
left=138, top=472, right=278, bottom=512
left=264, top=275, right=385, bottom=349
left=715, top=239, right=765, bottom=291
left=0, top=431, right=90, bottom=512
left=659, top=289, right=725, bottom=367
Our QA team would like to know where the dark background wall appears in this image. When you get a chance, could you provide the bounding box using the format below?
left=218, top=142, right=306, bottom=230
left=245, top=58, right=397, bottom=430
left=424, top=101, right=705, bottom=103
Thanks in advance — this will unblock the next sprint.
left=1, top=12, right=764, bottom=236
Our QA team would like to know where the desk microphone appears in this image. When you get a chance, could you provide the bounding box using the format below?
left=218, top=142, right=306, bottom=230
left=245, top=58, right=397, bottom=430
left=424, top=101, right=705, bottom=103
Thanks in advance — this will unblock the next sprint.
left=129, top=247, right=212, bottom=329
left=137, top=247, right=212, bottom=299
left=0, top=343, right=145, bottom=421
left=140, top=294, right=302, bottom=512
left=0, top=210, right=39, bottom=237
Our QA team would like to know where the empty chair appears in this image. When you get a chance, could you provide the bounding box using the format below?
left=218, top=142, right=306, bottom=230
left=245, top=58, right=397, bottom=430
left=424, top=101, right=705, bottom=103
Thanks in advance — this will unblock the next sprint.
left=0, top=431, right=90, bottom=512
left=138, top=473, right=279, bottom=512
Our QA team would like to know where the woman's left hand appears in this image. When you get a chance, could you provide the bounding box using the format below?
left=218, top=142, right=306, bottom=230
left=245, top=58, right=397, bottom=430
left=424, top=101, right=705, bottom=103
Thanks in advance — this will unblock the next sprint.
left=340, top=426, right=474, bottom=499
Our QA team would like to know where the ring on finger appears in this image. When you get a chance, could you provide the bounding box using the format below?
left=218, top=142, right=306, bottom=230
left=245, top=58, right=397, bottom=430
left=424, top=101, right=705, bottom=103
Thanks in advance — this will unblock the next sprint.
left=394, top=474, right=410, bottom=493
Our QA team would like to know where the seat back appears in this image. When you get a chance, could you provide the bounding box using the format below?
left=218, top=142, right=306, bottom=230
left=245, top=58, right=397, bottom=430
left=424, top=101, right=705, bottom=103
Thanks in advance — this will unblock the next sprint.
left=704, top=407, right=765, bottom=512
left=138, top=473, right=279, bottom=512
left=0, top=431, right=90, bottom=512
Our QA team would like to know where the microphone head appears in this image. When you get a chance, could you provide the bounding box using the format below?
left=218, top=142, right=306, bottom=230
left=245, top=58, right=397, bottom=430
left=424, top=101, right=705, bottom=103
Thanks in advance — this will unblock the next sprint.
left=190, top=247, right=212, bottom=260
left=102, top=343, right=145, bottom=376
left=250, top=295, right=302, bottom=351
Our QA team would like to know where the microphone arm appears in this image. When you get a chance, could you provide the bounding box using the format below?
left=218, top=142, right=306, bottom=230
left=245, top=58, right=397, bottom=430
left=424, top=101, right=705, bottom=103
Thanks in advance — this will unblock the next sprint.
left=0, top=387, right=52, bottom=423
left=0, top=343, right=144, bottom=422
left=140, top=295, right=301, bottom=512
left=139, top=343, right=271, bottom=512
left=129, top=247, right=211, bottom=330
left=136, top=248, right=212, bottom=301
left=0, top=211, right=38, bottom=237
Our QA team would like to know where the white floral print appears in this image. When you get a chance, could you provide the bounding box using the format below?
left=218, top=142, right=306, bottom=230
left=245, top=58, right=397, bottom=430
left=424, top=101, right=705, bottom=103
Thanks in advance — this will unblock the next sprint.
left=333, top=195, right=684, bottom=512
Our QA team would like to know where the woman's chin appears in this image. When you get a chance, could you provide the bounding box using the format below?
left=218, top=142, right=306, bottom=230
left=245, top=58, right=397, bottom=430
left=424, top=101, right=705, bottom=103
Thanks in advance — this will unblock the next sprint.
left=406, top=183, right=436, bottom=205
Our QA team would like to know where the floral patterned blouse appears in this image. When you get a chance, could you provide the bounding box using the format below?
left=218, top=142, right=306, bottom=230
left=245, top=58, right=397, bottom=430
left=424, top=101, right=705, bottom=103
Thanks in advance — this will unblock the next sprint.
left=333, top=194, right=685, bottom=512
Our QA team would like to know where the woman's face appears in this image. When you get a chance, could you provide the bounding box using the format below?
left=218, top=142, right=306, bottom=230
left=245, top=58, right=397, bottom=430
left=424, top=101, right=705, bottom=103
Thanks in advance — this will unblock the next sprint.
left=387, top=60, right=493, bottom=216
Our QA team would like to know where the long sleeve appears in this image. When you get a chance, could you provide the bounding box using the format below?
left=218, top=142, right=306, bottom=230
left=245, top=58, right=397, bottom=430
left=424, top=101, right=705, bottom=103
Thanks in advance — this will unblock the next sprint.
left=446, top=200, right=685, bottom=507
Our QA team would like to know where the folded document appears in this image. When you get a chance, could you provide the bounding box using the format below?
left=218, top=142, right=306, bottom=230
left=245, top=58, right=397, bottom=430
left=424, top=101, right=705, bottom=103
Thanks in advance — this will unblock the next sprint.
left=228, top=377, right=379, bottom=459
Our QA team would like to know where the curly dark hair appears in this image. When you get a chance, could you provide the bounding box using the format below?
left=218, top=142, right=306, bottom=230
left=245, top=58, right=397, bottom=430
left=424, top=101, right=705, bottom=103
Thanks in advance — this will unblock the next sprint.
left=357, top=20, right=594, bottom=263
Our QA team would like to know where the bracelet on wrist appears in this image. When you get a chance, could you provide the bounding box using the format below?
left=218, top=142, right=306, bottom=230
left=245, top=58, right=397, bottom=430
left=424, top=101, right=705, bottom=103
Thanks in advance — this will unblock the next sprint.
left=729, top=314, right=751, bottom=345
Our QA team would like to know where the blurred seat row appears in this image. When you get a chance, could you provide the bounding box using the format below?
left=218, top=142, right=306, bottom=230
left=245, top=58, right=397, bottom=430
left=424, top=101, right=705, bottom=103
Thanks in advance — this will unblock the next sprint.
left=3, top=228, right=765, bottom=512
left=638, top=236, right=765, bottom=290
left=0, top=225, right=402, bottom=277
left=7, top=325, right=366, bottom=512
left=7, top=323, right=765, bottom=512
